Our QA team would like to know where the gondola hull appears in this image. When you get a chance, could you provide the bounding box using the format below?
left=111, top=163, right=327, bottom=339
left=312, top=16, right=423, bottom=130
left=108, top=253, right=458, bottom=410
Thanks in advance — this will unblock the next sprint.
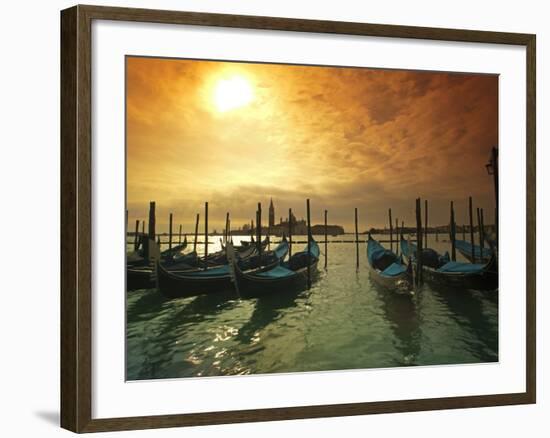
left=456, top=248, right=492, bottom=265
left=237, top=261, right=318, bottom=299
left=127, top=266, right=155, bottom=290
left=367, top=263, right=411, bottom=294
left=156, top=266, right=236, bottom=299
left=420, top=257, right=498, bottom=291
left=367, top=236, right=412, bottom=294
left=126, top=252, right=201, bottom=291
left=156, top=239, right=289, bottom=299
left=401, top=237, right=498, bottom=292
left=455, top=239, right=493, bottom=264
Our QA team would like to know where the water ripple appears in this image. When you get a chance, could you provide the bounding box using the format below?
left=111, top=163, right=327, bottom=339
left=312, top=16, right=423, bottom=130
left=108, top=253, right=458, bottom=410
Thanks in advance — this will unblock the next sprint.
left=127, top=237, right=498, bottom=380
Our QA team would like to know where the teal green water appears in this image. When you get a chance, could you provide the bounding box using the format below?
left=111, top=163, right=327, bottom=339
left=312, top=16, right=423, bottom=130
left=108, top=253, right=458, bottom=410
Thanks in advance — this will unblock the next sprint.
left=126, top=234, right=498, bottom=380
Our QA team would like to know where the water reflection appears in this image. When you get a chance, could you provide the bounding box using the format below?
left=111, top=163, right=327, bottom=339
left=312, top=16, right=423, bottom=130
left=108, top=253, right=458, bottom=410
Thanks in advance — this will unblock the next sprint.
left=236, top=289, right=304, bottom=344
left=372, top=281, right=421, bottom=366
left=126, top=235, right=498, bottom=380
left=430, top=287, right=498, bottom=361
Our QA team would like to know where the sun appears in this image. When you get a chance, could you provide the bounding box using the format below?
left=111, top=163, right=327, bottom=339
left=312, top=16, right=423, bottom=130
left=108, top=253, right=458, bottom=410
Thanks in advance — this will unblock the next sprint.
left=213, top=75, right=254, bottom=112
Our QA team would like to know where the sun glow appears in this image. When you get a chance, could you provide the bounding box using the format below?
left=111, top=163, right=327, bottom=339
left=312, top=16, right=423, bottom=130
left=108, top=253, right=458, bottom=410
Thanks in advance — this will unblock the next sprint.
left=213, top=76, right=254, bottom=112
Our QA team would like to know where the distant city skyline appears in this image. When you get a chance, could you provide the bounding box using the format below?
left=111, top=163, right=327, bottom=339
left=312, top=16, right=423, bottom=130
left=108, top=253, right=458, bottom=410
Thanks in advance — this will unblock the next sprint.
left=126, top=57, right=498, bottom=231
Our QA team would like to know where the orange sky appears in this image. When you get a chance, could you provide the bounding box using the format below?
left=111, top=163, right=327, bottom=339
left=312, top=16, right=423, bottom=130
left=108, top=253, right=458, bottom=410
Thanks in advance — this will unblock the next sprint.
left=126, top=56, right=498, bottom=233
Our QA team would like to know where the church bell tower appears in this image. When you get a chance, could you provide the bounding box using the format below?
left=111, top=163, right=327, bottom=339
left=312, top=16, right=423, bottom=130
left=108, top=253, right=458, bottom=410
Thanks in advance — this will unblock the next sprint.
left=268, top=198, right=275, bottom=229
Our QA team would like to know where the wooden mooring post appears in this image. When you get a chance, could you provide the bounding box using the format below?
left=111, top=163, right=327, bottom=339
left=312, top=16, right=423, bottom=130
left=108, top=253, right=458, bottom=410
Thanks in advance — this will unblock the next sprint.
left=477, top=207, right=485, bottom=254
left=288, top=208, right=293, bottom=258
left=148, top=201, right=156, bottom=240
left=145, top=201, right=156, bottom=260
left=204, top=202, right=209, bottom=264
left=395, top=218, right=399, bottom=255
left=306, top=199, right=312, bottom=289
left=224, top=212, right=230, bottom=244
left=133, top=219, right=139, bottom=251
left=469, top=196, right=475, bottom=262
left=228, top=219, right=231, bottom=243
left=490, top=147, right=499, bottom=242
left=480, top=208, right=486, bottom=250
left=324, top=209, right=328, bottom=269
left=424, top=199, right=429, bottom=248
left=450, top=201, right=456, bottom=261
left=388, top=208, right=393, bottom=252
left=178, top=224, right=182, bottom=244
left=168, top=213, right=173, bottom=252
left=355, top=207, right=359, bottom=270
left=415, top=198, right=423, bottom=286
left=257, top=203, right=262, bottom=259
left=193, top=213, right=199, bottom=252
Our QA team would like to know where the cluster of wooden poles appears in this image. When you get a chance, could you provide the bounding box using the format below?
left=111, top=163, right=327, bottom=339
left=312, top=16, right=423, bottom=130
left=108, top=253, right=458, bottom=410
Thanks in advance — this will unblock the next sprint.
left=405, top=196, right=492, bottom=287
left=347, top=194, right=493, bottom=285
left=128, top=198, right=332, bottom=269
left=128, top=194, right=491, bottom=284
left=381, top=197, right=490, bottom=258
left=127, top=199, right=321, bottom=288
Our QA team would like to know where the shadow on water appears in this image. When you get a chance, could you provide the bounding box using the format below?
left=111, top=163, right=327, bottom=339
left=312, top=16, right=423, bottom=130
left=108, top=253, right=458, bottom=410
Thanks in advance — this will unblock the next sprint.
left=241, top=268, right=321, bottom=333
left=127, top=288, right=168, bottom=321
left=128, top=289, right=241, bottom=380
left=127, top=242, right=499, bottom=379
left=371, top=279, right=421, bottom=366
left=236, top=288, right=306, bottom=344
left=430, top=285, right=498, bottom=362
left=169, top=290, right=240, bottom=325
left=127, top=288, right=239, bottom=325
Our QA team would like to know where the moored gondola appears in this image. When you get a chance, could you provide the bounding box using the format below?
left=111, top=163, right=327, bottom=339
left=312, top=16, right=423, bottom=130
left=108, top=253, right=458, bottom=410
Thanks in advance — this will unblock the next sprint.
left=127, top=235, right=188, bottom=268
left=156, top=237, right=289, bottom=299
left=455, top=239, right=493, bottom=264
left=209, top=236, right=269, bottom=265
left=127, top=249, right=202, bottom=291
left=229, top=237, right=320, bottom=299
left=367, top=235, right=412, bottom=294
left=127, top=237, right=270, bottom=292
left=401, top=237, right=497, bottom=291
left=160, top=235, right=188, bottom=258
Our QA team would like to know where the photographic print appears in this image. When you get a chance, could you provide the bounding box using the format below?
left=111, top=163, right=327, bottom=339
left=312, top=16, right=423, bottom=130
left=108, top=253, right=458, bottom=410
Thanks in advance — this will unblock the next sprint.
left=125, top=56, right=499, bottom=381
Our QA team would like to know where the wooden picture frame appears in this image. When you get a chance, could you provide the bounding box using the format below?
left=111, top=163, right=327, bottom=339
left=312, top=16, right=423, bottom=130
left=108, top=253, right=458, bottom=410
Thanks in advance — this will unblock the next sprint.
left=61, top=4, right=536, bottom=433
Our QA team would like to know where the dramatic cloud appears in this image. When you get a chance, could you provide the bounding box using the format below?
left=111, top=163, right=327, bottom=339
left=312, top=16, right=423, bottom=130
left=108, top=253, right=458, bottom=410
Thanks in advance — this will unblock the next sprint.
left=127, top=57, right=497, bottom=232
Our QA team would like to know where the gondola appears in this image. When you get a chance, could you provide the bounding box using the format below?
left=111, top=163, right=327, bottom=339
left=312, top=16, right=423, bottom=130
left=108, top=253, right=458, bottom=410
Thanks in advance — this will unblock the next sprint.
left=160, top=235, right=188, bottom=258
left=234, top=236, right=255, bottom=249
left=454, top=239, right=493, bottom=264
left=126, top=235, right=188, bottom=268
left=209, top=236, right=269, bottom=265
left=229, top=237, right=320, bottom=299
left=127, top=236, right=269, bottom=291
left=127, top=250, right=200, bottom=291
left=156, top=237, right=289, bottom=299
left=401, top=237, right=497, bottom=291
left=367, top=235, right=412, bottom=294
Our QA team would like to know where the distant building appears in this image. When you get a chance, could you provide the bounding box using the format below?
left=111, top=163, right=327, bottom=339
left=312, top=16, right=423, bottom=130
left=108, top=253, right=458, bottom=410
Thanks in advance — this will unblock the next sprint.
left=263, top=199, right=344, bottom=236
left=270, top=216, right=308, bottom=236
left=311, top=224, right=345, bottom=236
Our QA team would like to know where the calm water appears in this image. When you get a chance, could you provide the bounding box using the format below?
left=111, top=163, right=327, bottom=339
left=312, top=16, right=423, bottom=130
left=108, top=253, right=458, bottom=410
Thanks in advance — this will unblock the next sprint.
left=126, top=234, right=498, bottom=380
